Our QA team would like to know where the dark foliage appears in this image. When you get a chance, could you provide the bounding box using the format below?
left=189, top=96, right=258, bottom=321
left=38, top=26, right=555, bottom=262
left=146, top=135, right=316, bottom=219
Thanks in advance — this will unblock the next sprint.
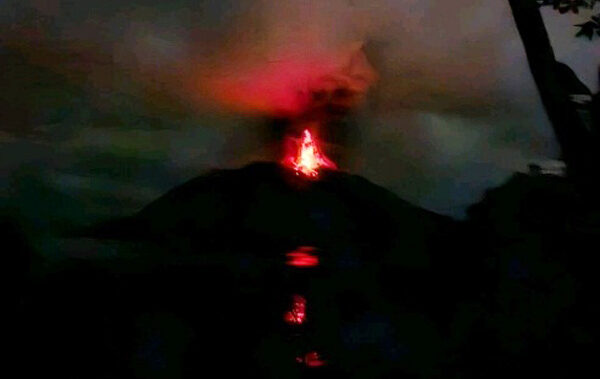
left=11, top=163, right=600, bottom=378
left=575, top=14, right=600, bottom=39
left=538, top=0, right=600, bottom=39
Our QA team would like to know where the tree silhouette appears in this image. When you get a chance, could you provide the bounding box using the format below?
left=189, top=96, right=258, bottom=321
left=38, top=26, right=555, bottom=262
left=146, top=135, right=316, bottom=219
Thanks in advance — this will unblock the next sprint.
left=538, top=0, right=600, bottom=39
left=509, top=0, right=598, bottom=188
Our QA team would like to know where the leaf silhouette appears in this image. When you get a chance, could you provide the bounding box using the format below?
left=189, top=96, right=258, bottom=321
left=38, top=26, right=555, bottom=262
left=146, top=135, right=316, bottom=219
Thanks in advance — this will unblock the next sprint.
left=575, top=21, right=596, bottom=39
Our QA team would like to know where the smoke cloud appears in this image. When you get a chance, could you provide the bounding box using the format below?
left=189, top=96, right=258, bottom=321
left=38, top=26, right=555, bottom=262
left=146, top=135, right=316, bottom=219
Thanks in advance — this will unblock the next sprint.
left=1, top=0, right=581, bottom=218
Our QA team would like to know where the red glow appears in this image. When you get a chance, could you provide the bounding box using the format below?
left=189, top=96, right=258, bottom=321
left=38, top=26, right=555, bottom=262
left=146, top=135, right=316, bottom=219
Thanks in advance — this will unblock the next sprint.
left=283, top=129, right=337, bottom=178
left=284, top=295, right=306, bottom=325
left=197, top=45, right=377, bottom=117
left=286, top=246, right=320, bottom=267
left=297, top=351, right=326, bottom=368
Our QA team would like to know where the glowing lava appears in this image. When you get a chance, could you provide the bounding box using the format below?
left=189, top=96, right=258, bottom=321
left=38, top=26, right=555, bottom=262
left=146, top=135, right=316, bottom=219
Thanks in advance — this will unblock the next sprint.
left=286, top=246, right=320, bottom=268
left=284, top=295, right=307, bottom=325
left=297, top=351, right=326, bottom=368
left=283, top=129, right=337, bottom=178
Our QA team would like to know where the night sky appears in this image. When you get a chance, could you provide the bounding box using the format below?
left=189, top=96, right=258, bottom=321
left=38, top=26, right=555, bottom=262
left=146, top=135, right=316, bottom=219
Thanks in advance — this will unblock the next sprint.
left=1, top=0, right=597, bottom=224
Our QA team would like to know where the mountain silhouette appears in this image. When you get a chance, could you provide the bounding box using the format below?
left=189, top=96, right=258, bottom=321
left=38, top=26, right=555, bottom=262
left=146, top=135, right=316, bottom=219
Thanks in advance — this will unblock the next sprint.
left=85, top=162, right=454, bottom=268
left=13, top=163, right=599, bottom=378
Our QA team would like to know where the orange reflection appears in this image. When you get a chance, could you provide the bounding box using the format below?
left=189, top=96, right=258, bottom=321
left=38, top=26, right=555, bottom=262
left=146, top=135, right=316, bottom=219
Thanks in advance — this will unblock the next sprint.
left=286, top=246, right=320, bottom=268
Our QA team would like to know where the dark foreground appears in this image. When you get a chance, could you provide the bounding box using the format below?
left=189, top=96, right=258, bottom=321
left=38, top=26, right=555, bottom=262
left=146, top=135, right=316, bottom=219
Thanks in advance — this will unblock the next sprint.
left=6, top=162, right=600, bottom=378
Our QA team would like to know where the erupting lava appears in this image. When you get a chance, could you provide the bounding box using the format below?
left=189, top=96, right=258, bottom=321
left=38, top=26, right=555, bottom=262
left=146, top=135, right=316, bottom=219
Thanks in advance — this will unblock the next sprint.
left=284, top=295, right=307, bottom=325
left=283, top=129, right=337, bottom=178
left=296, top=351, right=326, bottom=368
left=286, top=246, right=320, bottom=267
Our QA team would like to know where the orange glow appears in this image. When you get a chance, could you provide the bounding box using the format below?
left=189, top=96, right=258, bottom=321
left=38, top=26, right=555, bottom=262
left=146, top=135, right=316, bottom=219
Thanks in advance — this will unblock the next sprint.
left=196, top=45, right=377, bottom=117
left=283, top=129, right=337, bottom=178
left=284, top=295, right=307, bottom=325
left=297, top=351, right=326, bottom=368
left=286, top=246, right=320, bottom=267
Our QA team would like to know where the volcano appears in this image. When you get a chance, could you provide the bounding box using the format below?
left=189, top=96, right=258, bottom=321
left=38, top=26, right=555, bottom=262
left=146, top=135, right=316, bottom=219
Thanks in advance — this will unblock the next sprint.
left=26, top=161, right=459, bottom=378
left=86, top=162, right=453, bottom=265
left=16, top=162, right=598, bottom=378
left=61, top=161, right=466, bottom=377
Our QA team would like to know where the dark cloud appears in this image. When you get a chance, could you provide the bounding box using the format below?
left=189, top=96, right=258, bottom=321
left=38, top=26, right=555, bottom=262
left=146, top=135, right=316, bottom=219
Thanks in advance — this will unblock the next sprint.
left=0, top=0, right=568, bottom=219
